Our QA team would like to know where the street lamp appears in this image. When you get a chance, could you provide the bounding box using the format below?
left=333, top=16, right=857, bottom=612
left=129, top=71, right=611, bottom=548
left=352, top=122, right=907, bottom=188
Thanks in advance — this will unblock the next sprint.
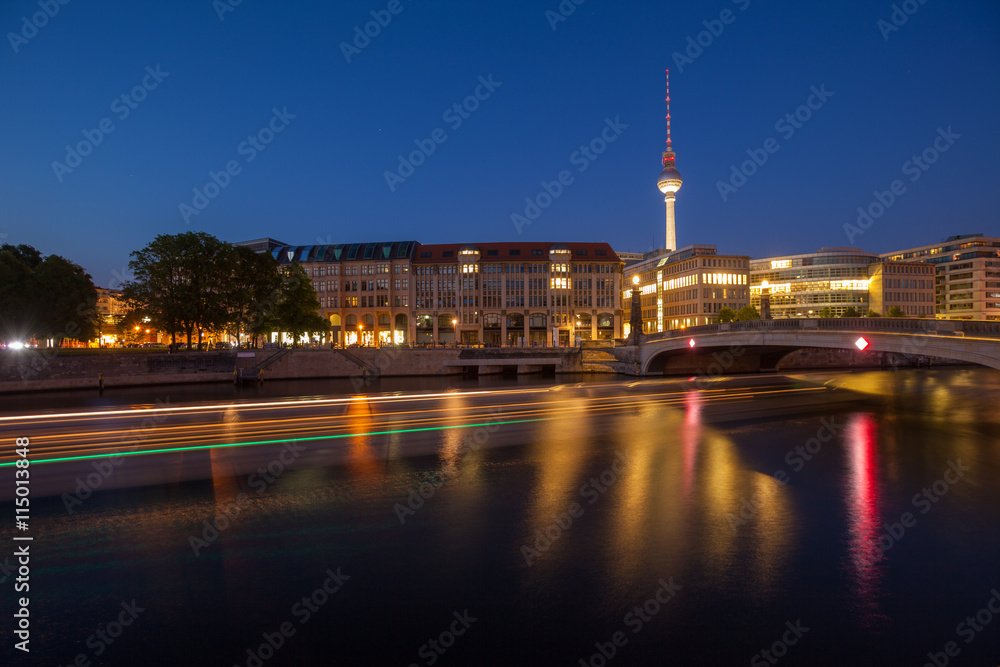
left=628, top=275, right=642, bottom=344
left=358, top=323, right=363, bottom=347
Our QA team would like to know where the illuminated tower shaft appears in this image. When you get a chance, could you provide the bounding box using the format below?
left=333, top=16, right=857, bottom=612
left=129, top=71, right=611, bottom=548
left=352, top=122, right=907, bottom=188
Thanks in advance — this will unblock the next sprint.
left=664, top=191, right=677, bottom=252
left=657, top=69, right=683, bottom=252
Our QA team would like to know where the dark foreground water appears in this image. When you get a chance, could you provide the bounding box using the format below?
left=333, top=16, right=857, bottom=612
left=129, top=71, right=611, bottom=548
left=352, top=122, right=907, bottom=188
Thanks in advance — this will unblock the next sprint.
left=3, top=369, right=1000, bottom=666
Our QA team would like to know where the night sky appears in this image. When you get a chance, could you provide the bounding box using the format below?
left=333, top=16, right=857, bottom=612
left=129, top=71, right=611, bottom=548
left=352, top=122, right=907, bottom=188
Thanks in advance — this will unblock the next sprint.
left=3, top=0, right=998, bottom=287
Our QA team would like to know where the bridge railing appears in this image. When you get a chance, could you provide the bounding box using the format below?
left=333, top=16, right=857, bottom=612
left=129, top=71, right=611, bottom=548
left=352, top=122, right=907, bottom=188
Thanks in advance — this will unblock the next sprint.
left=639, top=318, right=1000, bottom=343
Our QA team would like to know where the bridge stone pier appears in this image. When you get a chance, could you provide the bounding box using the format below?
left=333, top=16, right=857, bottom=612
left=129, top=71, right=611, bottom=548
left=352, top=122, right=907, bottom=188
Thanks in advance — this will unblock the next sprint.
left=612, top=318, right=1000, bottom=376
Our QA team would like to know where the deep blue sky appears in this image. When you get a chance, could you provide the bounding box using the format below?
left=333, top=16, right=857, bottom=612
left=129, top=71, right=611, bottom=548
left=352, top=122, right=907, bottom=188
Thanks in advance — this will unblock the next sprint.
left=3, top=0, right=998, bottom=286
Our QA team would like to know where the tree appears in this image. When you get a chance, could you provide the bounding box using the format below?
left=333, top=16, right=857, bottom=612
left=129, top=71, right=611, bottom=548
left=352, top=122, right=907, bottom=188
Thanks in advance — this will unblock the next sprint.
left=842, top=306, right=860, bottom=318
left=123, top=232, right=232, bottom=348
left=29, top=255, right=98, bottom=343
left=887, top=306, right=904, bottom=317
left=274, top=263, right=328, bottom=347
left=121, top=235, right=188, bottom=346
left=0, top=246, right=34, bottom=341
left=866, top=309, right=881, bottom=318
left=117, top=309, right=150, bottom=345
left=734, top=305, right=760, bottom=321
left=819, top=307, right=833, bottom=318
left=718, top=306, right=736, bottom=323
left=220, top=246, right=281, bottom=346
left=0, top=244, right=96, bottom=346
left=182, top=233, right=232, bottom=349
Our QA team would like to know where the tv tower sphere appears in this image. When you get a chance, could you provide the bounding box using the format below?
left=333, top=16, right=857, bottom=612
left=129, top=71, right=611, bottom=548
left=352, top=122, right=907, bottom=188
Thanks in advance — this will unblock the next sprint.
left=657, top=164, right=683, bottom=194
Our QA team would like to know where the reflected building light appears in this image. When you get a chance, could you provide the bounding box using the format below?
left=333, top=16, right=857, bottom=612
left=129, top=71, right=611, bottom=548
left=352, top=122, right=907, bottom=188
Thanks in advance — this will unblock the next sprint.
left=344, top=396, right=380, bottom=479
left=844, top=412, right=887, bottom=626
left=681, top=391, right=702, bottom=501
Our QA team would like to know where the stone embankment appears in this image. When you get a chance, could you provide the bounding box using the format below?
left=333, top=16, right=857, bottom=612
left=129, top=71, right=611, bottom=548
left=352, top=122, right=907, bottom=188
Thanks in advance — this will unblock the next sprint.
left=0, top=347, right=597, bottom=394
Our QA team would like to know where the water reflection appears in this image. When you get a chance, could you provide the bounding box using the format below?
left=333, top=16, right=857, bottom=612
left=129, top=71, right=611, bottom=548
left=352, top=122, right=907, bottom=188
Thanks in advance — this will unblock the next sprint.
left=843, top=412, right=886, bottom=626
left=345, top=396, right=380, bottom=479
left=681, top=390, right=702, bottom=503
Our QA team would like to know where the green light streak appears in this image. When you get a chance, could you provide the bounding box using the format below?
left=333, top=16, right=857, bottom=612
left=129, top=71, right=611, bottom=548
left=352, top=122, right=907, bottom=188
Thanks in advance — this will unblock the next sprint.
left=0, top=418, right=543, bottom=467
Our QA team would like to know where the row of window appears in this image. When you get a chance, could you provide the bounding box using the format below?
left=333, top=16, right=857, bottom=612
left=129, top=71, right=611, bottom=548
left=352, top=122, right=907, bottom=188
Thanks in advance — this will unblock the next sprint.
left=885, top=278, right=931, bottom=289
left=884, top=292, right=931, bottom=302
left=309, top=263, right=407, bottom=277
left=323, top=296, right=410, bottom=308
left=414, top=263, right=618, bottom=275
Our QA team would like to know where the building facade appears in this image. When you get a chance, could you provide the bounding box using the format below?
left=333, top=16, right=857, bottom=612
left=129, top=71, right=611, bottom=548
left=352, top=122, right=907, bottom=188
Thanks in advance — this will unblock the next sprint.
left=881, top=234, right=1000, bottom=320
left=750, top=247, right=935, bottom=318
left=623, top=244, right=750, bottom=333
left=266, top=240, right=623, bottom=346
left=750, top=247, right=879, bottom=318
left=866, top=261, right=936, bottom=317
left=273, top=241, right=417, bottom=346
left=94, top=287, right=125, bottom=346
left=412, top=242, right=623, bottom=346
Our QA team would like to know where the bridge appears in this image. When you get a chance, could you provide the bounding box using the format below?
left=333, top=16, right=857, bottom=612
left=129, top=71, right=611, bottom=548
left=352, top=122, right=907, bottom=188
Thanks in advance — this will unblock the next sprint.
left=612, top=318, right=1000, bottom=375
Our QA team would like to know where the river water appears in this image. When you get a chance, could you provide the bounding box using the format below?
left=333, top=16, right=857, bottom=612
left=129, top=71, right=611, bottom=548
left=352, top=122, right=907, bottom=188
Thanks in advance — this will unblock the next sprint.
left=3, top=368, right=1000, bottom=666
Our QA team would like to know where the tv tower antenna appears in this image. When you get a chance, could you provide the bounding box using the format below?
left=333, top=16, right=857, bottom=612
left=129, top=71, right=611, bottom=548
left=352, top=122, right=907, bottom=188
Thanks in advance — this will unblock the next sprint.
left=657, top=68, right=683, bottom=252
left=665, top=69, right=673, bottom=156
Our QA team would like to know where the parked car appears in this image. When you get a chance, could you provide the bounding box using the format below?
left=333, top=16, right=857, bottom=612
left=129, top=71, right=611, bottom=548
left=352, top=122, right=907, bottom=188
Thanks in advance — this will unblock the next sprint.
left=213, top=342, right=232, bottom=350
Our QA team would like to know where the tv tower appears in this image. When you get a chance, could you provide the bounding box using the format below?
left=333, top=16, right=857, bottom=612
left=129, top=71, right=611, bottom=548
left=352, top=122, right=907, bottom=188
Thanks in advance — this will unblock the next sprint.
left=657, top=69, right=683, bottom=252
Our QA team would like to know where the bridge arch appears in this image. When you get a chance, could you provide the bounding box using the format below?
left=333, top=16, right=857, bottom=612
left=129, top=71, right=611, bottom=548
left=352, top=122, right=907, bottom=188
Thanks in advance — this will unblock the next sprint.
left=638, top=321, right=1000, bottom=375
